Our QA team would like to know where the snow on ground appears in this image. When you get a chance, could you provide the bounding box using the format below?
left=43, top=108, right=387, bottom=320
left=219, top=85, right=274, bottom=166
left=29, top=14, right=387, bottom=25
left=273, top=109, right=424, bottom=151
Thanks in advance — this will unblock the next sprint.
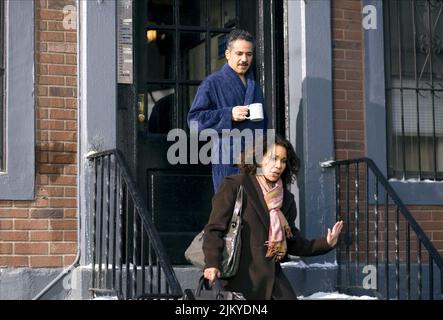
left=299, top=291, right=377, bottom=300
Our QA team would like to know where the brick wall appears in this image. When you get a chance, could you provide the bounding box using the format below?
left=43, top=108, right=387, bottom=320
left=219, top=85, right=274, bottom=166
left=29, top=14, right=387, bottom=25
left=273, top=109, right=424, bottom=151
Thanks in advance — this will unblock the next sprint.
left=331, top=0, right=443, bottom=254
left=0, top=0, right=77, bottom=267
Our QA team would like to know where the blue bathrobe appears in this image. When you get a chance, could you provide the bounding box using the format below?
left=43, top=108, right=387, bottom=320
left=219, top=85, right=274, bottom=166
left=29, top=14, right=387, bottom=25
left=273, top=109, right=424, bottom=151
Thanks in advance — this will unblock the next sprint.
left=187, top=63, right=267, bottom=192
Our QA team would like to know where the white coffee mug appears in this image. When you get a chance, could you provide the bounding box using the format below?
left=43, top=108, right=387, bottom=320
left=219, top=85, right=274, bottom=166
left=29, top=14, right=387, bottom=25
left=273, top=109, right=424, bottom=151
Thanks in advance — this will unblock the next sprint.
left=245, top=103, right=264, bottom=122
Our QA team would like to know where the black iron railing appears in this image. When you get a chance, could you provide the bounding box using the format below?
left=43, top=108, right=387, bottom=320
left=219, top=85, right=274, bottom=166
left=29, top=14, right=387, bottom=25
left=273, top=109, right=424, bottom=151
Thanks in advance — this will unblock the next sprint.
left=323, top=158, right=443, bottom=299
left=87, top=150, right=184, bottom=300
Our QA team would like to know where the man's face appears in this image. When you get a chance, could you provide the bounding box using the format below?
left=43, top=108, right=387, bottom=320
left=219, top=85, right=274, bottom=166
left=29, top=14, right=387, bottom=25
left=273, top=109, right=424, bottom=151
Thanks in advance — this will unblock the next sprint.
left=225, top=39, right=254, bottom=76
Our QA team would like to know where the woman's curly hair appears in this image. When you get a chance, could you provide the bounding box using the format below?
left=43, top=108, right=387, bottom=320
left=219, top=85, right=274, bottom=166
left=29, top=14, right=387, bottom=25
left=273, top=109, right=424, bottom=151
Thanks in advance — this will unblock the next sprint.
left=238, top=134, right=300, bottom=186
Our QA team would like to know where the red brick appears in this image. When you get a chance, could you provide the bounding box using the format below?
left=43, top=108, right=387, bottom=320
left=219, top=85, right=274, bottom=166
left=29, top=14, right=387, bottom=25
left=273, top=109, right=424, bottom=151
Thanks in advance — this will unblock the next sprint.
left=50, top=198, right=77, bottom=208
left=0, top=243, right=13, bottom=254
left=30, top=231, right=64, bottom=241
left=49, top=86, right=75, bottom=97
left=50, top=153, right=76, bottom=164
left=64, top=166, right=77, bottom=175
left=64, top=143, right=77, bottom=152
left=39, top=119, right=65, bottom=130
left=347, top=130, right=365, bottom=141
left=35, top=197, right=50, bottom=208
left=335, top=120, right=364, bottom=130
left=343, top=9, right=362, bottom=21
left=38, top=151, right=49, bottom=163
left=39, top=42, right=48, bottom=53
left=51, top=131, right=77, bottom=141
left=50, top=242, right=77, bottom=254
left=333, top=29, right=344, bottom=40
left=65, top=120, right=77, bottom=131
left=38, top=64, right=49, bottom=75
left=333, top=49, right=345, bottom=59
left=0, top=220, right=13, bottom=230
left=332, top=0, right=362, bottom=10
left=39, top=97, right=65, bottom=108
left=65, top=33, right=77, bottom=43
left=346, top=91, right=363, bottom=101
left=38, top=86, right=48, bottom=96
left=335, top=80, right=362, bottom=90
left=65, top=55, right=77, bottom=65
left=49, top=109, right=76, bottom=120
left=66, top=76, right=77, bottom=86
left=47, top=21, right=66, bottom=31
left=334, top=59, right=362, bottom=70
left=65, top=98, right=77, bottom=109
left=332, top=9, right=344, bottom=19
left=50, top=220, right=77, bottom=230
left=47, top=43, right=76, bottom=54
left=37, top=53, right=65, bottom=64
left=334, top=90, right=346, bottom=100
left=346, top=70, right=362, bottom=80
left=38, top=75, right=65, bottom=86
left=39, top=31, right=65, bottom=42
left=30, top=209, right=64, bottom=219
left=49, top=175, right=77, bottom=185
left=0, top=231, right=29, bottom=241
left=334, top=109, right=346, bottom=120
left=433, top=232, right=443, bottom=241
left=335, top=130, right=347, bottom=140
left=39, top=21, right=48, bottom=31
left=0, top=209, right=29, bottom=218
left=39, top=142, right=64, bottom=151
left=63, top=255, right=77, bottom=265
left=333, top=69, right=345, bottom=80
left=30, top=256, right=63, bottom=267
left=0, top=256, right=29, bottom=267
left=65, top=187, right=77, bottom=197
left=15, top=220, right=49, bottom=230
left=38, top=9, right=65, bottom=21
left=63, top=231, right=77, bottom=241
left=347, top=110, right=364, bottom=121
left=344, top=30, right=362, bottom=41
left=15, top=243, right=49, bottom=255
left=48, top=65, right=77, bottom=75
left=345, top=50, right=363, bottom=61
left=64, top=209, right=77, bottom=219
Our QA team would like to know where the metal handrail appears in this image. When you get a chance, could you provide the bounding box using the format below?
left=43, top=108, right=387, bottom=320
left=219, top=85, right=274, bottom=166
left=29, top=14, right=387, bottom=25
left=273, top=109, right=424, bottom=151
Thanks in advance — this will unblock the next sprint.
left=323, top=157, right=443, bottom=299
left=87, top=149, right=183, bottom=299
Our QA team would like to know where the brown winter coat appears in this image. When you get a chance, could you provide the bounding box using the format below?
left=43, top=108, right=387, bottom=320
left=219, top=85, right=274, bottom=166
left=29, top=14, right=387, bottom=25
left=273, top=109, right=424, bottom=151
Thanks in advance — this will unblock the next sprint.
left=203, top=173, right=333, bottom=300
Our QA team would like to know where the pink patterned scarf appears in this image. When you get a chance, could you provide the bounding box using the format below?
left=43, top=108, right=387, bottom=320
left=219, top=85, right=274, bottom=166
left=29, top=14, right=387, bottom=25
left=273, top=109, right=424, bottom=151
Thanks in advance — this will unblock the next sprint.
left=256, top=176, right=293, bottom=261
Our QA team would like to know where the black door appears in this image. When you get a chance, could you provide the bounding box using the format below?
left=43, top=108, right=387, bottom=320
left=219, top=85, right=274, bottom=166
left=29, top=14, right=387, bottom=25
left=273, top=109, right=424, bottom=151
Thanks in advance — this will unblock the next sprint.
left=120, top=0, right=285, bottom=264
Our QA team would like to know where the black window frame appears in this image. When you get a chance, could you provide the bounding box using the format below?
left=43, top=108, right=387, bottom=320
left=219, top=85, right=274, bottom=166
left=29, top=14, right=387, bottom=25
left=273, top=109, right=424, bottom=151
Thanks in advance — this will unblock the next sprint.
left=139, top=0, right=241, bottom=134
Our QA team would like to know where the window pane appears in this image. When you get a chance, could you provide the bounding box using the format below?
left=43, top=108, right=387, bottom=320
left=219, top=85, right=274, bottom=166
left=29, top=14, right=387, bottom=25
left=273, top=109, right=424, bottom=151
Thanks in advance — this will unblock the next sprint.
left=145, top=30, right=175, bottom=80
left=146, top=85, right=176, bottom=134
left=179, top=0, right=205, bottom=27
left=180, top=32, right=206, bottom=80
left=146, top=0, right=174, bottom=26
left=385, top=0, right=443, bottom=180
left=209, top=0, right=237, bottom=28
left=210, top=33, right=227, bottom=73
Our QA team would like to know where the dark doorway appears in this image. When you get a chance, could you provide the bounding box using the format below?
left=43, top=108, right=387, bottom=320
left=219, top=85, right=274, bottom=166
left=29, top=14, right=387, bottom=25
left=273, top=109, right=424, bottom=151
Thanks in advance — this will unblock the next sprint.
left=118, top=0, right=286, bottom=264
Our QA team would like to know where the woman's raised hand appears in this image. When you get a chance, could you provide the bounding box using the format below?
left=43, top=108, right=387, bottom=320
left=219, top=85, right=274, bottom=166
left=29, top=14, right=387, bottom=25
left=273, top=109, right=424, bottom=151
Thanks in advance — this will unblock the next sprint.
left=327, top=220, right=344, bottom=247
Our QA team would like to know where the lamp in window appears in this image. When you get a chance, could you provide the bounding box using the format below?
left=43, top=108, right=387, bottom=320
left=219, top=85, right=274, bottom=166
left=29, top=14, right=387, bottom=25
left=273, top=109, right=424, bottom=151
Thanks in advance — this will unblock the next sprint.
left=147, top=29, right=157, bottom=43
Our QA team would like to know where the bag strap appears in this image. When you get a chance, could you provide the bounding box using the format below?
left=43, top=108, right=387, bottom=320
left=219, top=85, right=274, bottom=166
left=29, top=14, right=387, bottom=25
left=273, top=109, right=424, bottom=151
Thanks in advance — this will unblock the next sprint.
left=229, top=185, right=243, bottom=228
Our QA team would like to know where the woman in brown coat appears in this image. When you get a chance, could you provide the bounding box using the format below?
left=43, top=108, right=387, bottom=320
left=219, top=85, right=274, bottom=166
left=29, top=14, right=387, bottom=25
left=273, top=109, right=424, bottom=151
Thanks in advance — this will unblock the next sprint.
left=203, top=135, right=343, bottom=299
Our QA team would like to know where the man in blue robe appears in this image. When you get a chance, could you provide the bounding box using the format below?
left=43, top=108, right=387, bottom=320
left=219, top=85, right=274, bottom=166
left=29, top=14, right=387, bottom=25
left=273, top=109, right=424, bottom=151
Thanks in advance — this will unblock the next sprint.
left=187, top=29, right=267, bottom=192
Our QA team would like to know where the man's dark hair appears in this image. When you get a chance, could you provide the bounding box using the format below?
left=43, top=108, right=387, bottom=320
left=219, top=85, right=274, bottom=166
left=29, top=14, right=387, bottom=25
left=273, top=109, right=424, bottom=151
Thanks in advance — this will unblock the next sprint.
left=226, top=29, right=255, bottom=49
left=239, top=134, right=300, bottom=186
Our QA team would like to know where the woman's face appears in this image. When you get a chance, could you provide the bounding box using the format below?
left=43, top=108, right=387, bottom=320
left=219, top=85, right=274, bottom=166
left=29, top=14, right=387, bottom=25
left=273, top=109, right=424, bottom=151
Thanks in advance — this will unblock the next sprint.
left=261, top=144, right=287, bottom=182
